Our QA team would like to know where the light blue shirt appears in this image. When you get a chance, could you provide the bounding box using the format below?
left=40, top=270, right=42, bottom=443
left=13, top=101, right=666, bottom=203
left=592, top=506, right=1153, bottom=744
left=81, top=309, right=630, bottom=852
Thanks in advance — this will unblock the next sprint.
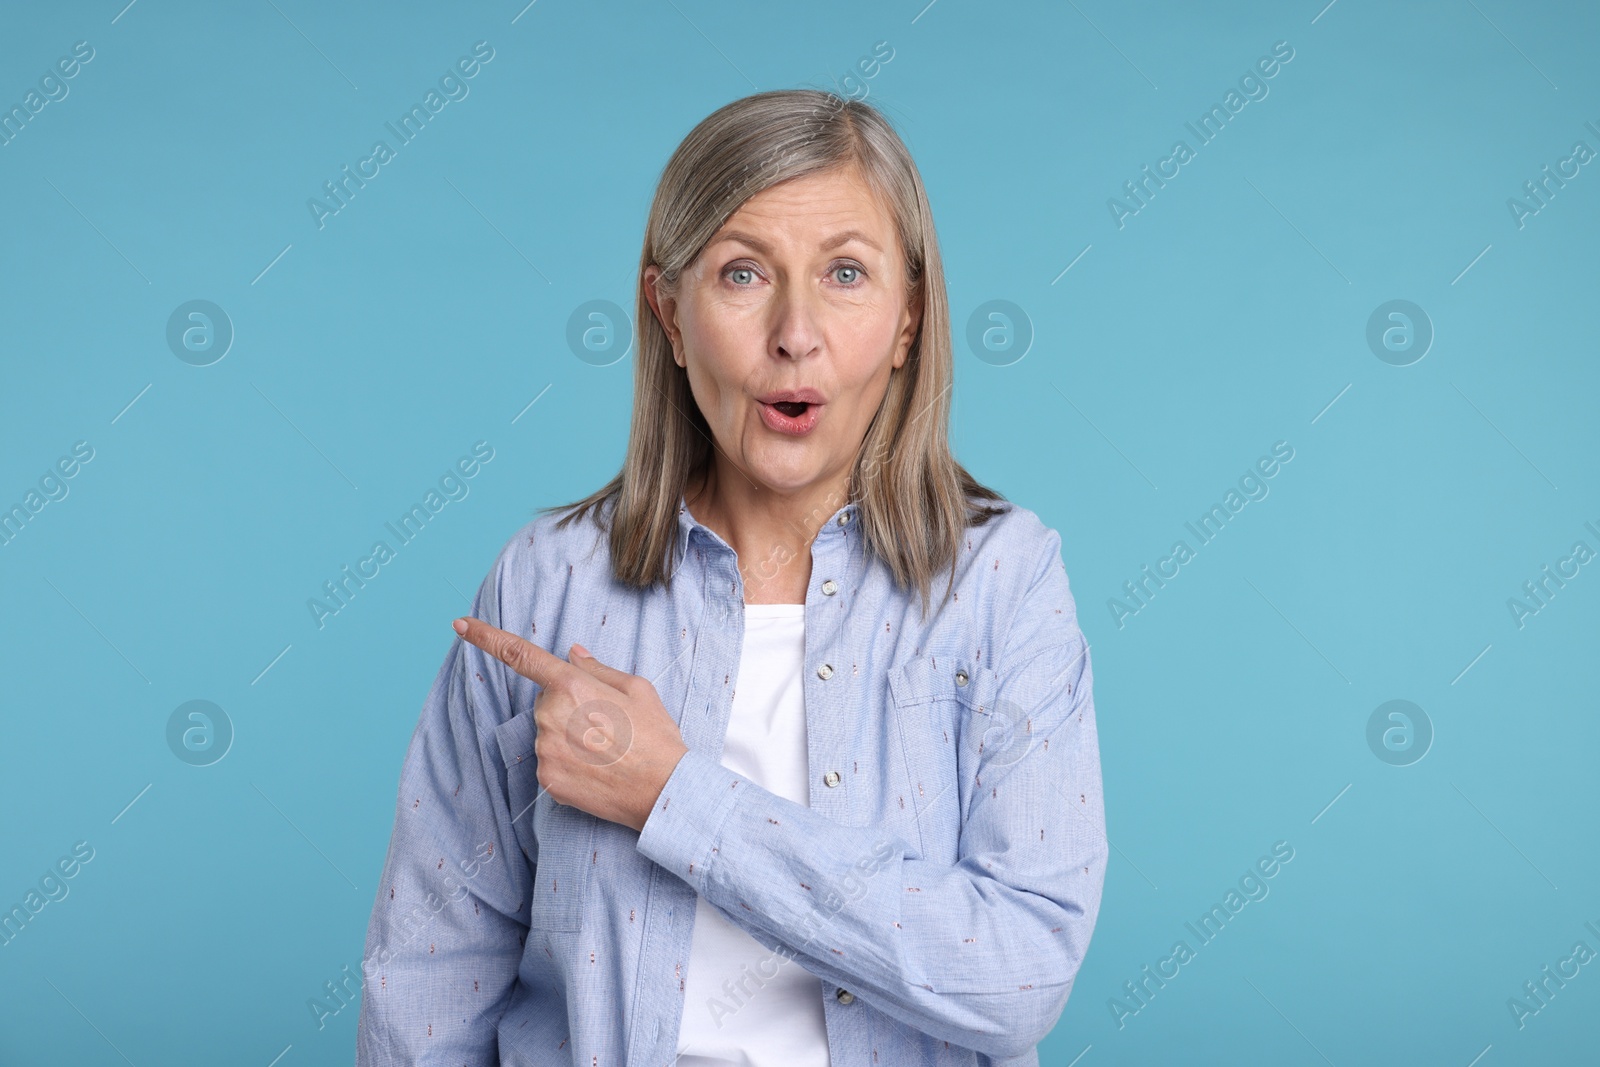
left=355, top=490, right=1106, bottom=1066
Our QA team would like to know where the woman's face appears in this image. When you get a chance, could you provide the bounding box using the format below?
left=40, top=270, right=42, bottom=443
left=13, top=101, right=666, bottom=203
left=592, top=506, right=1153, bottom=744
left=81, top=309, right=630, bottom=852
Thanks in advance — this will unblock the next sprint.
left=645, top=164, right=922, bottom=501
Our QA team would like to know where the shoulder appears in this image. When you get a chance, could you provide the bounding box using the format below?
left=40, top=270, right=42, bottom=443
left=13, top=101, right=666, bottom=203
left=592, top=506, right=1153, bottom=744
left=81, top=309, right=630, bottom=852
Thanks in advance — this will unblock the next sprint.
left=475, top=498, right=614, bottom=625
left=958, top=497, right=1081, bottom=655
left=962, top=497, right=1065, bottom=582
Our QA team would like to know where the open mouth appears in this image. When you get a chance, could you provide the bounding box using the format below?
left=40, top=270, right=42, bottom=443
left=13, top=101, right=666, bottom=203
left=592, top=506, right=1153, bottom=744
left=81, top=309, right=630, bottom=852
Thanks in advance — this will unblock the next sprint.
left=757, top=399, right=822, bottom=435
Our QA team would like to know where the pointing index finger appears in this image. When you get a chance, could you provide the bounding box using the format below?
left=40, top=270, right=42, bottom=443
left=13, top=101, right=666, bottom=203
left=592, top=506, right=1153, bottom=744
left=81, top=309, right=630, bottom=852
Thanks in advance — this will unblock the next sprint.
left=452, top=616, right=574, bottom=690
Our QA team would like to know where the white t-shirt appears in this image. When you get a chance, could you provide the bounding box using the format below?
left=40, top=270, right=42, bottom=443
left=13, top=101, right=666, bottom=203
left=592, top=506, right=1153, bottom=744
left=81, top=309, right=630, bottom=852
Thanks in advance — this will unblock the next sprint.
left=674, top=602, right=831, bottom=1066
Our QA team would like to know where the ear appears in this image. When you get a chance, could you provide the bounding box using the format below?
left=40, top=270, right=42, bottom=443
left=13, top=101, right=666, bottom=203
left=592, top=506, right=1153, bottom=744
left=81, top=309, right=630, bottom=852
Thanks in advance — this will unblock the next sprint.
left=642, top=264, right=684, bottom=367
left=892, top=284, right=923, bottom=370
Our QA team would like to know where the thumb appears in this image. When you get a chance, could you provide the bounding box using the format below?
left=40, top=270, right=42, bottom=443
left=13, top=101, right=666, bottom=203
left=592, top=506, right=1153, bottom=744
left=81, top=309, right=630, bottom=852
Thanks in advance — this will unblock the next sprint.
left=569, top=643, right=619, bottom=680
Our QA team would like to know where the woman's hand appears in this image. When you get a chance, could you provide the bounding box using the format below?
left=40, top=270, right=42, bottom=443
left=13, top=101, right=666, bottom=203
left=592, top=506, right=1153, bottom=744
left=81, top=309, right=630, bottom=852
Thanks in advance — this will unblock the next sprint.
left=451, top=617, right=690, bottom=833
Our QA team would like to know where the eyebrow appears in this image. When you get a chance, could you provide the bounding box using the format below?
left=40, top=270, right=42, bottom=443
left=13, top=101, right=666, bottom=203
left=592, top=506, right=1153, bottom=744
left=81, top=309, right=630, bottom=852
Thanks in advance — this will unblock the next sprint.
left=711, top=229, right=883, bottom=255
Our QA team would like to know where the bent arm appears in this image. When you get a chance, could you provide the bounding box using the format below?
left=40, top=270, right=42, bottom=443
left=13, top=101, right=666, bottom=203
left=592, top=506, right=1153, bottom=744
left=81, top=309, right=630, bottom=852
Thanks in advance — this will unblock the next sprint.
left=637, top=531, right=1106, bottom=1060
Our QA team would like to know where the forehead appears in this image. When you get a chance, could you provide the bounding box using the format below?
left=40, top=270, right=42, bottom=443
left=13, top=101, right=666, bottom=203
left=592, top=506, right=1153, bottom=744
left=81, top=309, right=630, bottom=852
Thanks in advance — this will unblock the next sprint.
left=716, top=166, right=897, bottom=248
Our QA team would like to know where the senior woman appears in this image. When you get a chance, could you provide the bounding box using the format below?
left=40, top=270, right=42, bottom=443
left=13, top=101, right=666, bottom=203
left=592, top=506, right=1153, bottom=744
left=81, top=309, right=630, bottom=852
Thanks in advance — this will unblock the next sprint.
left=356, top=89, right=1106, bottom=1066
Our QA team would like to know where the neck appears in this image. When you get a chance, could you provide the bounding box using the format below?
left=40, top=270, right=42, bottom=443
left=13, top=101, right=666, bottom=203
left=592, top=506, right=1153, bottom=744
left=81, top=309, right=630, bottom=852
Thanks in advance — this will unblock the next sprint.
left=685, top=462, right=851, bottom=604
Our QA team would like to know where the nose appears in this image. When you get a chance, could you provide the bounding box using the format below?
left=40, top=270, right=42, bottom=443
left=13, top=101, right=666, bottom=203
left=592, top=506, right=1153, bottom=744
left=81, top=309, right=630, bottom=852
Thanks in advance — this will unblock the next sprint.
left=770, top=281, right=823, bottom=361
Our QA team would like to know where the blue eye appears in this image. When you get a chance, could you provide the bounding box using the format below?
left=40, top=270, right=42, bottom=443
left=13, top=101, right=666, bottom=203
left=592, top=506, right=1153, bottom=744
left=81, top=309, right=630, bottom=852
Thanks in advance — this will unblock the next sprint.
left=722, top=262, right=865, bottom=287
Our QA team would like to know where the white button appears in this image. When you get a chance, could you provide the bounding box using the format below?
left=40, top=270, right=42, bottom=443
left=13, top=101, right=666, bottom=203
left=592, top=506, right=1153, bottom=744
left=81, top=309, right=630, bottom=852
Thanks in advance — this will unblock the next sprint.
left=817, top=663, right=834, bottom=680
left=838, top=512, right=851, bottom=525
left=823, top=770, right=841, bottom=787
left=835, top=987, right=854, bottom=1004
left=955, top=669, right=969, bottom=687
left=821, top=579, right=838, bottom=596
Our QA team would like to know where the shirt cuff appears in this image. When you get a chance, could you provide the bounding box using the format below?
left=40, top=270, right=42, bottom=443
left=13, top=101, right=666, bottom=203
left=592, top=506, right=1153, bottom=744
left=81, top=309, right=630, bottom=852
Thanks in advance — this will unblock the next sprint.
left=635, top=747, right=742, bottom=892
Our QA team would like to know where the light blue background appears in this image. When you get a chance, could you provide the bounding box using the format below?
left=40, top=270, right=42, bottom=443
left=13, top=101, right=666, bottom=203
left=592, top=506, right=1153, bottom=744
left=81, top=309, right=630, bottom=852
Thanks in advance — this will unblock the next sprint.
left=2, top=1, right=1596, bottom=1064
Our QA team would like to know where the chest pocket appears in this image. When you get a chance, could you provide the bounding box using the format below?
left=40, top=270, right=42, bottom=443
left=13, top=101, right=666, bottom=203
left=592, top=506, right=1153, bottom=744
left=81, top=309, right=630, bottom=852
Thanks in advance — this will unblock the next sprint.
left=887, top=652, right=1003, bottom=863
left=494, top=708, right=595, bottom=932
